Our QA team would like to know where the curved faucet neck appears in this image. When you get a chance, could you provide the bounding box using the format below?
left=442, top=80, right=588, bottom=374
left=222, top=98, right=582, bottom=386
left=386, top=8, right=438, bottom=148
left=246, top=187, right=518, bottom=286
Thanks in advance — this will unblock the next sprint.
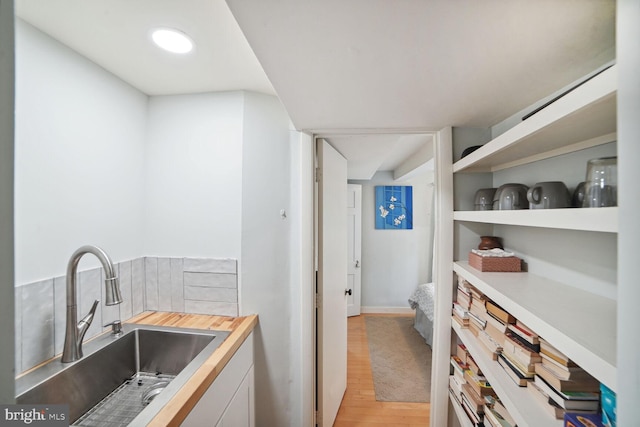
left=62, top=245, right=122, bottom=363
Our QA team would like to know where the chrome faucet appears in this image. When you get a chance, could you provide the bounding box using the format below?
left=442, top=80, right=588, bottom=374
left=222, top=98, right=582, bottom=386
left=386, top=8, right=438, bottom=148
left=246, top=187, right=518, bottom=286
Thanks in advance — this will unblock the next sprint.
left=61, top=245, right=122, bottom=363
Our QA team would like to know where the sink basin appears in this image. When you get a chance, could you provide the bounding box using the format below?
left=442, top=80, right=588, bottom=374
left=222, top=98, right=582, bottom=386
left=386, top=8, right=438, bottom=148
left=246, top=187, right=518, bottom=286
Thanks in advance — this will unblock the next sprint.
left=16, top=324, right=230, bottom=426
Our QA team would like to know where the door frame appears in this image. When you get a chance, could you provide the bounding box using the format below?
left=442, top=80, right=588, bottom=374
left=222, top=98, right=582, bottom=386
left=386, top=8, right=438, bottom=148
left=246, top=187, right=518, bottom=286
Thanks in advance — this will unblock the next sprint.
left=309, top=129, right=445, bottom=426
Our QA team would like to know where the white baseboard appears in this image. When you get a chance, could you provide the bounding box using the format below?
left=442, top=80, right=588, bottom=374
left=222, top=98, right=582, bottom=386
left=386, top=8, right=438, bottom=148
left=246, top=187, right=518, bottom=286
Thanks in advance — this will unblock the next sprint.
left=361, top=306, right=414, bottom=314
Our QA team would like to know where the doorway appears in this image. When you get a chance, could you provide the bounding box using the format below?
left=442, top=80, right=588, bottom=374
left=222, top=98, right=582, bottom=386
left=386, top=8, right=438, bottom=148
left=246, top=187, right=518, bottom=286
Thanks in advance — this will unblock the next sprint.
left=313, top=131, right=439, bottom=426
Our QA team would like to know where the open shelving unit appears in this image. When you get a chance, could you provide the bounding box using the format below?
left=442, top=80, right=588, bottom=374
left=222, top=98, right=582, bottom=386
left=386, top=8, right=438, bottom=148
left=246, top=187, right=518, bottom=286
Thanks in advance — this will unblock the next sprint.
left=454, top=261, right=616, bottom=389
left=453, top=206, right=617, bottom=233
left=452, top=321, right=563, bottom=427
left=434, top=64, right=618, bottom=427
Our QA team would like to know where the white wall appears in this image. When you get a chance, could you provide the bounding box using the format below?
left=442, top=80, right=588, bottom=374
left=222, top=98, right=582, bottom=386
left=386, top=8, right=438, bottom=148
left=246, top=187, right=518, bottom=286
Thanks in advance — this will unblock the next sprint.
left=0, top=0, right=15, bottom=404
left=144, top=92, right=244, bottom=258
left=13, top=21, right=303, bottom=425
left=617, top=1, right=640, bottom=424
left=350, top=170, right=434, bottom=310
left=14, top=20, right=147, bottom=284
left=239, top=92, right=295, bottom=427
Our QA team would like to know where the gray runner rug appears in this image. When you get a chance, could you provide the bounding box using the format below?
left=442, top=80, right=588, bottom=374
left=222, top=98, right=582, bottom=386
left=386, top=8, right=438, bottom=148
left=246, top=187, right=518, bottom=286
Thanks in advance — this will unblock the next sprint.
left=364, top=316, right=432, bottom=402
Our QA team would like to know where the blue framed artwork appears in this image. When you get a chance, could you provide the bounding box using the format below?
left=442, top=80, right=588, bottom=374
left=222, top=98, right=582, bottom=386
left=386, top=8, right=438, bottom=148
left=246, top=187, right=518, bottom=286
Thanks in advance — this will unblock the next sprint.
left=375, top=186, right=413, bottom=229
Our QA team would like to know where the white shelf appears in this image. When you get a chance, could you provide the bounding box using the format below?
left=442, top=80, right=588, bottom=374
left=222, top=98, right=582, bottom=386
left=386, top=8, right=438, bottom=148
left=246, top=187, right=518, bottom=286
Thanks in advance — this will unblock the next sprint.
left=454, top=65, right=617, bottom=173
left=453, top=207, right=618, bottom=233
left=452, top=320, right=562, bottom=427
left=453, top=261, right=617, bottom=390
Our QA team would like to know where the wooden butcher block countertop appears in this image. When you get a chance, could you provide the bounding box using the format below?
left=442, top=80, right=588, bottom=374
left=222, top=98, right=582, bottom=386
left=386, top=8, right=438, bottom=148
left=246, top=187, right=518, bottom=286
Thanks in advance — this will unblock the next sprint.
left=126, top=311, right=258, bottom=427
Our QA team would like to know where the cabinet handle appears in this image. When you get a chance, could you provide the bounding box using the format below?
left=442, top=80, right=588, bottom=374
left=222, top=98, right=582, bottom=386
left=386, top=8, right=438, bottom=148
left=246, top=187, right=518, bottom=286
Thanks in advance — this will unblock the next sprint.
left=345, top=289, right=352, bottom=296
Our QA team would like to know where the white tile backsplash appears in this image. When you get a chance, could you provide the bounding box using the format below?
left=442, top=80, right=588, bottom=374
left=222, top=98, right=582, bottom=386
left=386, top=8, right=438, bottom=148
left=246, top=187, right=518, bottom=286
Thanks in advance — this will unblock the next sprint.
left=157, top=258, right=172, bottom=312
left=184, top=272, right=237, bottom=288
left=21, top=279, right=54, bottom=372
left=131, top=258, right=145, bottom=315
left=183, top=258, right=236, bottom=274
left=15, top=256, right=238, bottom=374
left=170, top=258, right=185, bottom=312
left=118, top=260, right=134, bottom=322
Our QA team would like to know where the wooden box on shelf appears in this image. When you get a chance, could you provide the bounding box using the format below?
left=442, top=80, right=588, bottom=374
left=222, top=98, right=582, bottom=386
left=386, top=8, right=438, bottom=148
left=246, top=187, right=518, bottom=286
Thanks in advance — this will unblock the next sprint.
left=468, top=252, right=522, bottom=272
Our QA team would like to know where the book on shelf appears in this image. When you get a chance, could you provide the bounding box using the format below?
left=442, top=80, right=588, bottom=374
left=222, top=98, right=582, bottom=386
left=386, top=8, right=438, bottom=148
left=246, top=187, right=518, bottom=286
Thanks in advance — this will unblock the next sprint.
left=533, top=375, right=600, bottom=411
left=456, top=289, right=472, bottom=309
left=468, top=284, right=484, bottom=301
left=564, top=412, right=605, bottom=427
left=501, top=349, right=536, bottom=376
left=539, top=337, right=578, bottom=368
left=461, top=396, right=483, bottom=427
left=478, top=329, right=503, bottom=355
left=451, top=355, right=467, bottom=384
left=453, top=302, right=469, bottom=319
left=503, top=332, right=542, bottom=367
left=504, top=329, right=540, bottom=353
left=456, top=344, right=469, bottom=364
left=450, top=374, right=464, bottom=400
left=469, top=319, right=482, bottom=337
left=453, top=313, right=470, bottom=328
left=467, top=354, right=483, bottom=377
left=468, top=310, right=487, bottom=330
left=539, top=353, right=589, bottom=380
left=534, top=362, right=600, bottom=393
left=483, top=320, right=507, bottom=346
left=485, top=300, right=516, bottom=324
left=484, top=311, right=509, bottom=333
left=464, top=369, right=497, bottom=398
left=462, top=383, right=486, bottom=413
left=527, top=380, right=566, bottom=420
left=483, top=404, right=516, bottom=427
left=507, top=320, right=540, bottom=347
left=497, top=354, right=531, bottom=387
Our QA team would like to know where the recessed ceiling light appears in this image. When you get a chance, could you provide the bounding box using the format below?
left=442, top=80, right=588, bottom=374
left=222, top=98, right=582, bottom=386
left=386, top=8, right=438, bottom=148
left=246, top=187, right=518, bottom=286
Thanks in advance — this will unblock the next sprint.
left=151, top=28, right=194, bottom=54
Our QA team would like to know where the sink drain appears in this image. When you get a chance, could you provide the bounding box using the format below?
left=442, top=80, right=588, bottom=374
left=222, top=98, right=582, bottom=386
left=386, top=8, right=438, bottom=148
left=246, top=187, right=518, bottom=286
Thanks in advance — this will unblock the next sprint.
left=141, top=381, right=170, bottom=406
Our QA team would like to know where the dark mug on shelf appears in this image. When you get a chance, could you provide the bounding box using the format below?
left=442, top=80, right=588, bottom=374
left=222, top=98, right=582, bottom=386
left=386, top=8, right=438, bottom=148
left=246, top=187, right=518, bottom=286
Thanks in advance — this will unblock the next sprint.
left=474, top=188, right=496, bottom=211
left=572, top=182, right=587, bottom=208
left=526, top=181, right=571, bottom=209
left=494, top=183, right=529, bottom=210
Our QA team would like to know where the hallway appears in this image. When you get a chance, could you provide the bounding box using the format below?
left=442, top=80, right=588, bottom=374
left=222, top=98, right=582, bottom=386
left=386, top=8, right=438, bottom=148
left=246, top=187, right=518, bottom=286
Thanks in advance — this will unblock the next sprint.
left=333, top=314, right=430, bottom=427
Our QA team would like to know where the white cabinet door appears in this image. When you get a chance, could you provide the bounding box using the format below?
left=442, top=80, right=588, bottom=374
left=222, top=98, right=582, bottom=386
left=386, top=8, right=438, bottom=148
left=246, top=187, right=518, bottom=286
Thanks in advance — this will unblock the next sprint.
left=182, top=332, right=254, bottom=427
left=216, top=366, right=254, bottom=427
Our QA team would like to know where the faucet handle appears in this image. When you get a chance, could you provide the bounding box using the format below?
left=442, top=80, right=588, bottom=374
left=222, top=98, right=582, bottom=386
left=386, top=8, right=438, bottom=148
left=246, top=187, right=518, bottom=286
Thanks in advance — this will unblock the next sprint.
left=104, top=320, right=122, bottom=335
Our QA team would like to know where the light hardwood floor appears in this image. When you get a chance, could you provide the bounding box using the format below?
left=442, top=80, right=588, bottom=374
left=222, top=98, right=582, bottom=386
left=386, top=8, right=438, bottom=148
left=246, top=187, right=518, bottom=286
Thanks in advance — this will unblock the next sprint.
left=333, top=313, right=430, bottom=427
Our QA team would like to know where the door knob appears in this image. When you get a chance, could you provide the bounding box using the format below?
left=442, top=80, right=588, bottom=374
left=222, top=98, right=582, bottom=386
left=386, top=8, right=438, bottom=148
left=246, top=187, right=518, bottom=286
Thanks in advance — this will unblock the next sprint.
left=345, top=289, right=352, bottom=296
left=355, top=260, right=360, bottom=268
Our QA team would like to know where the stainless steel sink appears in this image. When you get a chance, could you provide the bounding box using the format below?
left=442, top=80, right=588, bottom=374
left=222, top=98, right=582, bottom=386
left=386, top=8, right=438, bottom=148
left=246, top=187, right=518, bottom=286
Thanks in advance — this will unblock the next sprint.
left=16, top=324, right=230, bottom=426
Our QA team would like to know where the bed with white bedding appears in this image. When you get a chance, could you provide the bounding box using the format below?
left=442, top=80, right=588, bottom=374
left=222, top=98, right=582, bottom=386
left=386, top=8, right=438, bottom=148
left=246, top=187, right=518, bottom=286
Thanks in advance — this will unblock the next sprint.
left=408, top=282, right=434, bottom=348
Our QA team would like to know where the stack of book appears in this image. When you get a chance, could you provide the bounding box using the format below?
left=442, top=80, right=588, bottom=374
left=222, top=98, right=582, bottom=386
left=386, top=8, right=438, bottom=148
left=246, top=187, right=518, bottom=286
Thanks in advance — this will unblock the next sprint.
left=498, top=319, right=540, bottom=387
left=467, top=286, right=487, bottom=334
left=483, top=396, right=517, bottom=427
left=528, top=338, right=600, bottom=420
left=453, top=279, right=472, bottom=328
left=449, top=345, right=498, bottom=427
left=450, top=354, right=468, bottom=404
left=461, top=368, right=496, bottom=426
left=474, top=299, right=513, bottom=360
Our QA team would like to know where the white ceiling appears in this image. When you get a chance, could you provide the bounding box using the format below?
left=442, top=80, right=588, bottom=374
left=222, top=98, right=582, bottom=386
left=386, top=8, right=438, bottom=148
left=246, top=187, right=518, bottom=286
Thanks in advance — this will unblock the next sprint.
left=15, top=0, right=276, bottom=96
left=15, top=0, right=616, bottom=180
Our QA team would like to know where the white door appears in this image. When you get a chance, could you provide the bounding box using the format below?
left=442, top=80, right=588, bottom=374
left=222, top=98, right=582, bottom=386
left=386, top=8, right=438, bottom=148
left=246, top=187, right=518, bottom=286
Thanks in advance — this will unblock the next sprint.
left=316, top=138, right=348, bottom=427
left=347, top=184, right=362, bottom=317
